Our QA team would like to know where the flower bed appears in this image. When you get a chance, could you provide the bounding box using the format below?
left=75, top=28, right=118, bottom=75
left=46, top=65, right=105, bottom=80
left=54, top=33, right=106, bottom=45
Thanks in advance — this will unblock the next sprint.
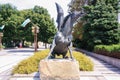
left=12, top=49, right=94, bottom=74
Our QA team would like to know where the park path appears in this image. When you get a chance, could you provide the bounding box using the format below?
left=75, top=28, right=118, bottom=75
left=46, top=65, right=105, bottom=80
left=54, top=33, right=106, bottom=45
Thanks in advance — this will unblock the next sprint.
left=0, top=46, right=45, bottom=80
left=10, top=49, right=120, bottom=80
left=0, top=48, right=120, bottom=80
left=80, top=55, right=120, bottom=80
left=0, top=48, right=35, bottom=80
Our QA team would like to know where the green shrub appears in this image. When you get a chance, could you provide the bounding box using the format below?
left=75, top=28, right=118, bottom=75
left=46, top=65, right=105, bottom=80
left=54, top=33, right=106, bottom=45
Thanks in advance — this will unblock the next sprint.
left=94, top=44, right=120, bottom=58
left=94, top=44, right=120, bottom=53
left=72, top=51, right=93, bottom=71
left=12, top=49, right=93, bottom=74
left=24, top=41, right=31, bottom=47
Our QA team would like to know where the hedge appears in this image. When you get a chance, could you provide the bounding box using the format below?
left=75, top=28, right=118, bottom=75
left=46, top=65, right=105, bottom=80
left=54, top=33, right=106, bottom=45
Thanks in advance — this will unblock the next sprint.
left=94, top=44, right=120, bottom=59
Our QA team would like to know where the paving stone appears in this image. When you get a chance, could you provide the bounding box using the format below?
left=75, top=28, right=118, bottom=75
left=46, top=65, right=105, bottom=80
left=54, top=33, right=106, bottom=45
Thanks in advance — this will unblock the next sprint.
left=97, top=68, right=119, bottom=71
left=89, top=77, right=99, bottom=80
left=80, top=77, right=90, bottom=80
left=12, top=72, right=39, bottom=78
left=94, top=65, right=113, bottom=68
left=103, top=74, right=120, bottom=76
left=101, top=71, right=120, bottom=74
left=104, top=76, right=120, bottom=80
left=10, top=78, right=39, bottom=80
left=96, top=77, right=107, bottom=80
left=79, top=71, right=102, bottom=77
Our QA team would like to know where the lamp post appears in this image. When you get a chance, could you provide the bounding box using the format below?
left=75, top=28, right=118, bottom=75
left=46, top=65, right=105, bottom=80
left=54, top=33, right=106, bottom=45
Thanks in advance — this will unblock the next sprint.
left=21, top=18, right=39, bottom=52
left=32, top=26, right=39, bottom=52
left=0, top=25, right=5, bottom=51
left=0, top=32, right=3, bottom=50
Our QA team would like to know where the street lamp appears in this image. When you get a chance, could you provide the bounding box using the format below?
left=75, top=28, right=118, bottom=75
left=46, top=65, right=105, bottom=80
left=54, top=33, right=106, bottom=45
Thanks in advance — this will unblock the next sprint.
left=21, top=18, right=39, bottom=52
left=32, top=26, right=39, bottom=52
left=0, top=25, right=5, bottom=50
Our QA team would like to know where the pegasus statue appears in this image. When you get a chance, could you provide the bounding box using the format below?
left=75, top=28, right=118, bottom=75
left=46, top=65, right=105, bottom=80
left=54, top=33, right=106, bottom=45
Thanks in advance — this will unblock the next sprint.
left=46, top=3, right=84, bottom=59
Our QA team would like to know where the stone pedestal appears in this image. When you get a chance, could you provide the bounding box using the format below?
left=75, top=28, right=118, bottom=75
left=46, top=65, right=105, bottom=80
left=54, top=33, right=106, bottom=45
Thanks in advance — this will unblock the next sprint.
left=39, top=59, right=80, bottom=80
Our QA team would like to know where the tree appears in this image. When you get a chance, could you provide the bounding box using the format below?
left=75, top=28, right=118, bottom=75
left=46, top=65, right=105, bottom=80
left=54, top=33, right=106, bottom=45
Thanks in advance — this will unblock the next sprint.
left=73, top=22, right=83, bottom=40
left=68, top=0, right=89, bottom=47
left=0, top=4, right=17, bottom=20
left=68, top=0, right=89, bottom=12
left=19, top=9, right=34, bottom=43
left=72, top=22, right=84, bottom=47
left=81, top=0, right=120, bottom=51
left=32, top=6, right=56, bottom=45
left=19, top=6, right=56, bottom=48
left=0, top=4, right=19, bottom=47
left=104, top=0, right=119, bottom=11
left=0, top=4, right=56, bottom=48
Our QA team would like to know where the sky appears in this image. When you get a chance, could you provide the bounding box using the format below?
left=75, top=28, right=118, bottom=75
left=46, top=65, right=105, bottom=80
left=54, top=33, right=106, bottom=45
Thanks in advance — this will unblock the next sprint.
left=0, top=0, right=71, bottom=22
left=0, top=0, right=120, bottom=23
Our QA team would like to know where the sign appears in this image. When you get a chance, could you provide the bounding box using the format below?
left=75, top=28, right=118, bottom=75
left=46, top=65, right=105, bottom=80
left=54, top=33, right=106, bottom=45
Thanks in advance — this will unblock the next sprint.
left=21, top=18, right=31, bottom=27
left=0, top=25, right=5, bottom=30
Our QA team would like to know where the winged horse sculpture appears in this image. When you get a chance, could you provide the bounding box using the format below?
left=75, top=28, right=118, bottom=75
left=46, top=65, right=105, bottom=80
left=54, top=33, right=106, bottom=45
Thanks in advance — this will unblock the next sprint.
left=46, top=3, right=84, bottom=59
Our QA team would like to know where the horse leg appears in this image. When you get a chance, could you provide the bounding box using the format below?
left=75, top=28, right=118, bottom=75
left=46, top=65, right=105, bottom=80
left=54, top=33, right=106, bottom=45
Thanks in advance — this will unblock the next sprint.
left=45, top=39, right=56, bottom=59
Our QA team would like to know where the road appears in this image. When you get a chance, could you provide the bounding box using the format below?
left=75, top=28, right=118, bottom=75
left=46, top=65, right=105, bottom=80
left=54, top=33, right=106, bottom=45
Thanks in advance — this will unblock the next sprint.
left=0, top=47, right=45, bottom=80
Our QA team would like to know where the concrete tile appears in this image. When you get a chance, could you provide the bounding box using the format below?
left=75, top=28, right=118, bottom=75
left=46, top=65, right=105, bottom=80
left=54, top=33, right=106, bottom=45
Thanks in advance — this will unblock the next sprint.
left=80, top=77, right=90, bottom=80
left=80, top=71, right=101, bottom=76
left=97, top=77, right=107, bottom=80
left=97, top=68, right=119, bottom=71
left=104, top=76, right=120, bottom=80
left=101, top=71, right=120, bottom=74
left=103, top=74, right=120, bottom=76
left=89, top=77, right=98, bottom=80
left=10, top=78, right=39, bottom=80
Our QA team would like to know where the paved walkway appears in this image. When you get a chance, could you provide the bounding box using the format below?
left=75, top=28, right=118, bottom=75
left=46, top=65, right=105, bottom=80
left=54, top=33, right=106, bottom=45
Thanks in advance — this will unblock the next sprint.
left=10, top=51, right=120, bottom=80
left=0, top=47, right=120, bottom=80
left=80, top=56, right=120, bottom=80
left=0, top=46, right=45, bottom=80
left=0, top=48, right=35, bottom=80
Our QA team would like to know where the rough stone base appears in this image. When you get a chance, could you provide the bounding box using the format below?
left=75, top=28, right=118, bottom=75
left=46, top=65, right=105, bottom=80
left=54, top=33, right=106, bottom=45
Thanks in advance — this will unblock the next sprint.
left=39, top=59, right=80, bottom=80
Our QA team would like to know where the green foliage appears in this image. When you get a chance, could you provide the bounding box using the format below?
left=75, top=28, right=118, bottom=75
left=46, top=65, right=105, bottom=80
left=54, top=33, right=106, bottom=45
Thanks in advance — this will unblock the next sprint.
left=94, top=44, right=120, bottom=53
left=19, top=6, right=57, bottom=43
left=33, top=6, right=49, bottom=16
left=0, top=3, right=17, bottom=20
left=24, top=41, right=31, bottom=47
left=69, top=0, right=86, bottom=12
left=81, top=0, right=120, bottom=51
left=0, top=4, right=56, bottom=47
left=72, top=51, right=93, bottom=71
left=0, top=4, right=19, bottom=47
left=104, top=0, right=119, bottom=11
left=73, top=22, right=84, bottom=40
left=94, top=44, right=120, bottom=58
left=12, top=49, right=93, bottom=74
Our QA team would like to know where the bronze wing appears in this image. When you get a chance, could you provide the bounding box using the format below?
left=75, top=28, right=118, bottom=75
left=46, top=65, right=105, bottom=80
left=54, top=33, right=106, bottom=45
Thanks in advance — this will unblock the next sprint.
left=55, top=3, right=64, bottom=31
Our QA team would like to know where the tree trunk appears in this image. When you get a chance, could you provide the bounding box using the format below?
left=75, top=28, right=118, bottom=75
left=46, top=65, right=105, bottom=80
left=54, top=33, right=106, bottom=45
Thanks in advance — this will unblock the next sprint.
left=45, top=43, right=47, bottom=49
